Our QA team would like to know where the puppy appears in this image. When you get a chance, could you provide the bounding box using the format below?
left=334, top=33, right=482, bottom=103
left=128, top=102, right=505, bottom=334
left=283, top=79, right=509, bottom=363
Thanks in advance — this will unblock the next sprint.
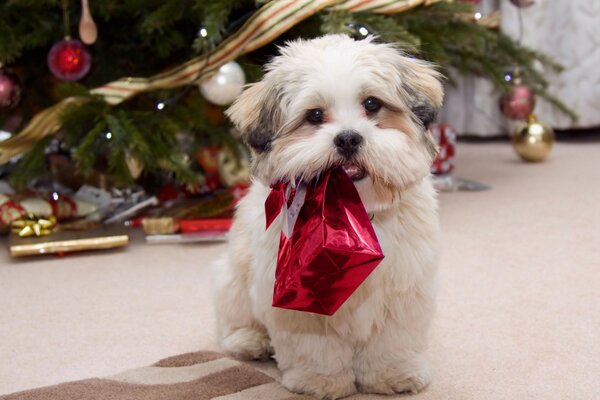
left=212, top=34, right=443, bottom=399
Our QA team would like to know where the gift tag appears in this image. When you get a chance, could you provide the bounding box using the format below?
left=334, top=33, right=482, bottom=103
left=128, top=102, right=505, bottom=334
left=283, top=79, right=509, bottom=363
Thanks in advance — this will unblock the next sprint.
left=281, top=183, right=306, bottom=238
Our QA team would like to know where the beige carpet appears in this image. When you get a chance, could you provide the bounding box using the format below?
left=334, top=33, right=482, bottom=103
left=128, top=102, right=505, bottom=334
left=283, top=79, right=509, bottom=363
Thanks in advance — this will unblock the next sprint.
left=1, top=141, right=599, bottom=399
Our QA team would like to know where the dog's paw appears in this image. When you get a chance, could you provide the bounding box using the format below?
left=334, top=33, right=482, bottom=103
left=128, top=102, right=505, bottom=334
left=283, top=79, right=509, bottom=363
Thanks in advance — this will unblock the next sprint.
left=281, top=368, right=356, bottom=400
left=356, top=356, right=432, bottom=395
left=221, top=327, right=273, bottom=361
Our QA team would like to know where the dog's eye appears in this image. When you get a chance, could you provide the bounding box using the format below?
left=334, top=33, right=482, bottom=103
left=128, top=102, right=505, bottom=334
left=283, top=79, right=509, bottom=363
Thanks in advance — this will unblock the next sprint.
left=306, top=108, right=324, bottom=125
left=363, top=97, right=382, bottom=114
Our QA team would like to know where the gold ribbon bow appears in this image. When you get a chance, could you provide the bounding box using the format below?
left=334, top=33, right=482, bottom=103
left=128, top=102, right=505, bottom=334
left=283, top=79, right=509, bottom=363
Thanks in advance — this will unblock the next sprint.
left=11, top=214, right=57, bottom=237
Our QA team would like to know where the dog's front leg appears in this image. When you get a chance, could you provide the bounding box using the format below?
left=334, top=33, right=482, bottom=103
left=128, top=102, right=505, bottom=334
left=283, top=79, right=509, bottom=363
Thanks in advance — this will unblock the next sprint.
left=353, top=291, right=434, bottom=395
left=270, top=318, right=357, bottom=400
left=212, top=229, right=273, bottom=361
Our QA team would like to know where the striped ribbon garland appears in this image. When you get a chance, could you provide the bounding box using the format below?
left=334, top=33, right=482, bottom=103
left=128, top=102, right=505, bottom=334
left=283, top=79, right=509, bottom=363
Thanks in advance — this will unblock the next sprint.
left=0, top=0, right=439, bottom=164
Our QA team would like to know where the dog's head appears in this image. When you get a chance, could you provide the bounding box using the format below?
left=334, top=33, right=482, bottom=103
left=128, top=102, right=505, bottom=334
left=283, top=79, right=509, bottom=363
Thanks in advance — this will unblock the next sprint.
left=226, top=34, right=443, bottom=211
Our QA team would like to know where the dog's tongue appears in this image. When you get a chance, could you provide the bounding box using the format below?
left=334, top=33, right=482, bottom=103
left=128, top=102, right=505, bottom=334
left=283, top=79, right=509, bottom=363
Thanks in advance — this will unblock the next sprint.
left=342, top=164, right=365, bottom=181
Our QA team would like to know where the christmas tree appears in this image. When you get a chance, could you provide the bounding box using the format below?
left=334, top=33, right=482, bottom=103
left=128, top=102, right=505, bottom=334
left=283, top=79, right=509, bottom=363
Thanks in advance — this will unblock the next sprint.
left=0, top=0, right=575, bottom=191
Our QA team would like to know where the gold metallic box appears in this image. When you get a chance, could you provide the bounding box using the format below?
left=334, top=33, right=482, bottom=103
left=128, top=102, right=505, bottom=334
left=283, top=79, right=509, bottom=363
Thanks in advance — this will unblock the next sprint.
left=9, top=227, right=129, bottom=257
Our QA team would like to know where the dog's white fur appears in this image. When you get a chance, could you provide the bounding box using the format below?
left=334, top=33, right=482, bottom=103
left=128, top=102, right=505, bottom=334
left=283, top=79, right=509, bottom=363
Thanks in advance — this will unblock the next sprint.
left=212, top=35, right=443, bottom=399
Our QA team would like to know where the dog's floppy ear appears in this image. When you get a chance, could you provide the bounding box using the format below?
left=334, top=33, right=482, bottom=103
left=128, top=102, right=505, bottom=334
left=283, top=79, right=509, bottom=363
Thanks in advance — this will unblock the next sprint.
left=226, top=79, right=282, bottom=154
left=392, top=55, right=444, bottom=160
left=397, top=57, right=444, bottom=129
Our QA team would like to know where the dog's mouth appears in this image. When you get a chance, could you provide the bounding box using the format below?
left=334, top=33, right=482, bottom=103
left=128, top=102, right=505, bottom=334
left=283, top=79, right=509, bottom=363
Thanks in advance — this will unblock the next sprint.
left=342, top=163, right=366, bottom=181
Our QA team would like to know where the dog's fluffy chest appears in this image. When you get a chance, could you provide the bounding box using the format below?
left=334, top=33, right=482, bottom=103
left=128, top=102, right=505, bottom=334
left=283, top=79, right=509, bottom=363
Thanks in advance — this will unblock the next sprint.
left=241, top=179, right=439, bottom=343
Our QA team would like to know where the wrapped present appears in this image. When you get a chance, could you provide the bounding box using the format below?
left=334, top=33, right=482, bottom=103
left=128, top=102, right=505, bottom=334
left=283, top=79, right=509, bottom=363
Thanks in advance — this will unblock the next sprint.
left=265, top=167, right=384, bottom=316
left=0, top=193, right=97, bottom=230
left=140, top=184, right=246, bottom=236
left=196, top=146, right=222, bottom=192
left=145, top=231, right=228, bottom=244
left=141, top=217, right=180, bottom=235
left=9, top=226, right=129, bottom=257
left=430, top=123, right=457, bottom=175
left=104, top=187, right=158, bottom=223
left=0, top=195, right=25, bottom=227
left=429, top=124, right=491, bottom=192
left=218, top=147, right=250, bottom=188
left=162, top=189, right=238, bottom=220
left=11, top=214, right=57, bottom=237
left=180, top=218, right=232, bottom=233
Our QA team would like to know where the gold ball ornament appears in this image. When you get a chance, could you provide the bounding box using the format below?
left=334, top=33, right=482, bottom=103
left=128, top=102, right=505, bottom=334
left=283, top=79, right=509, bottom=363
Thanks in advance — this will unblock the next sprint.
left=512, top=115, right=554, bottom=162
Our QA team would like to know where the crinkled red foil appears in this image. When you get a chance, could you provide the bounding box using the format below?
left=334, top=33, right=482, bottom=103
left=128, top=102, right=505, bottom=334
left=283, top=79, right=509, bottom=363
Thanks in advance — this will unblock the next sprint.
left=265, top=167, right=384, bottom=316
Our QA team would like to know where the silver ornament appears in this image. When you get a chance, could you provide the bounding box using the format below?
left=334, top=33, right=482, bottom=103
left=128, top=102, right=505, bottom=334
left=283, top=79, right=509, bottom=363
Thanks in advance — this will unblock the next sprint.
left=199, top=61, right=246, bottom=106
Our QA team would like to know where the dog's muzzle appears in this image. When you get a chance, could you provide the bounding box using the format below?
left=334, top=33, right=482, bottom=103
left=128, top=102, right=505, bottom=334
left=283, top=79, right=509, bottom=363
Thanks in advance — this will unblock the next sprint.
left=334, top=130, right=366, bottom=181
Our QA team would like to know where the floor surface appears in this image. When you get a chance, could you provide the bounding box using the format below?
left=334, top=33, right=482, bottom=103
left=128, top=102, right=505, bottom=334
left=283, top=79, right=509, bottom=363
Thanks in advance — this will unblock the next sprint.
left=1, top=141, right=599, bottom=399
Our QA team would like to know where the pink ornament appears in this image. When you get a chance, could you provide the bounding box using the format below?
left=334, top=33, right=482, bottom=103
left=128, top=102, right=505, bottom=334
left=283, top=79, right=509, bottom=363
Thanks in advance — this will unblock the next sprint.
left=0, top=68, right=22, bottom=109
left=501, top=84, right=536, bottom=120
left=47, top=38, right=92, bottom=81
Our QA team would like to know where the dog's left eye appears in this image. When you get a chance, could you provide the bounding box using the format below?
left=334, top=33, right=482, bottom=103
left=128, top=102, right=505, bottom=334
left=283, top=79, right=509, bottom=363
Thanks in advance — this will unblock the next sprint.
left=306, top=108, right=324, bottom=124
left=363, top=97, right=382, bottom=114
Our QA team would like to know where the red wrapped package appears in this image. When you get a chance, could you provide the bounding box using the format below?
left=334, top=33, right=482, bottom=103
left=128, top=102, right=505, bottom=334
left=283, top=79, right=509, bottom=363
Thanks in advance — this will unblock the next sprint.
left=265, top=167, right=384, bottom=316
left=180, top=218, right=233, bottom=233
left=430, top=123, right=456, bottom=175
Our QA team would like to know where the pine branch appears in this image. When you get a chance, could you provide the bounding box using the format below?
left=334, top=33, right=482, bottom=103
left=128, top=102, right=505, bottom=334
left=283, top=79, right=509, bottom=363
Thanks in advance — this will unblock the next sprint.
left=141, top=0, right=190, bottom=34
left=72, top=118, right=107, bottom=172
left=353, top=14, right=421, bottom=52
left=192, top=0, right=236, bottom=54
left=8, top=136, right=53, bottom=188
left=319, top=10, right=354, bottom=36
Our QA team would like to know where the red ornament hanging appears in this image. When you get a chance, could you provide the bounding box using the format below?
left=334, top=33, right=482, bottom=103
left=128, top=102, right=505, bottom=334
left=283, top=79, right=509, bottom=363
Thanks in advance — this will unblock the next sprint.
left=47, top=38, right=92, bottom=81
left=500, top=84, right=536, bottom=120
left=0, top=67, right=22, bottom=109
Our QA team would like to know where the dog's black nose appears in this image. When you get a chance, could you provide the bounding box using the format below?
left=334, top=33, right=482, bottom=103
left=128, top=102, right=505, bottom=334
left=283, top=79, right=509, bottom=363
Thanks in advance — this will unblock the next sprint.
left=334, top=130, right=363, bottom=158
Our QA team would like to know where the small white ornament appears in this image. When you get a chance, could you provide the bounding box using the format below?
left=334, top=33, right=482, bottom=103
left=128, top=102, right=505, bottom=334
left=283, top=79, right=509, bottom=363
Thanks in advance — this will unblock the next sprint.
left=199, top=61, right=246, bottom=106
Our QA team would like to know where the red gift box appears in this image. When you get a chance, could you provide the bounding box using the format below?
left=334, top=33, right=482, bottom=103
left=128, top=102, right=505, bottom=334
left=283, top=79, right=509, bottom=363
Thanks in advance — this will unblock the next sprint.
left=265, top=167, right=384, bottom=316
left=180, top=218, right=232, bottom=233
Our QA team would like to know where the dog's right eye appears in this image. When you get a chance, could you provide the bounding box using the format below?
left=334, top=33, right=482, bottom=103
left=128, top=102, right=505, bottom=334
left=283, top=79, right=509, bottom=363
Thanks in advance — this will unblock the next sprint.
left=363, top=97, right=382, bottom=114
left=306, top=109, right=324, bottom=125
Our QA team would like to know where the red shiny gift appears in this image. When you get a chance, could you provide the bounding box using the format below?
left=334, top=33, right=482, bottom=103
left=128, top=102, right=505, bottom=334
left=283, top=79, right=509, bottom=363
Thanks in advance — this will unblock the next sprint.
left=265, top=167, right=384, bottom=316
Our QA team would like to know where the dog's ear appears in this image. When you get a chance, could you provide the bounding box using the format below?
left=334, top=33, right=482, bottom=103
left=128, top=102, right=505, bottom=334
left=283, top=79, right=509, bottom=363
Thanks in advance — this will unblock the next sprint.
left=392, top=55, right=444, bottom=161
left=396, top=57, right=444, bottom=129
left=226, top=79, right=282, bottom=154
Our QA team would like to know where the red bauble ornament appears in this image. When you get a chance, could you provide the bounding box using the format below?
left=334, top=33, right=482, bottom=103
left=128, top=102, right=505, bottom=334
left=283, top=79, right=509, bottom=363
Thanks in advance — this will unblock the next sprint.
left=500, top=84, right=536, bottom=120
left=47, top=38, right=92, bottom=81
left=0, top=68, right=22, bottom=109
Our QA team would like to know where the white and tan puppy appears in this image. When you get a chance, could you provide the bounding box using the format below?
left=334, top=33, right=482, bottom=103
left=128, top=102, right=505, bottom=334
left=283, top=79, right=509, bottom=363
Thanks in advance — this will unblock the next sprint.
left=212, top=34, right=443, bottom=399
